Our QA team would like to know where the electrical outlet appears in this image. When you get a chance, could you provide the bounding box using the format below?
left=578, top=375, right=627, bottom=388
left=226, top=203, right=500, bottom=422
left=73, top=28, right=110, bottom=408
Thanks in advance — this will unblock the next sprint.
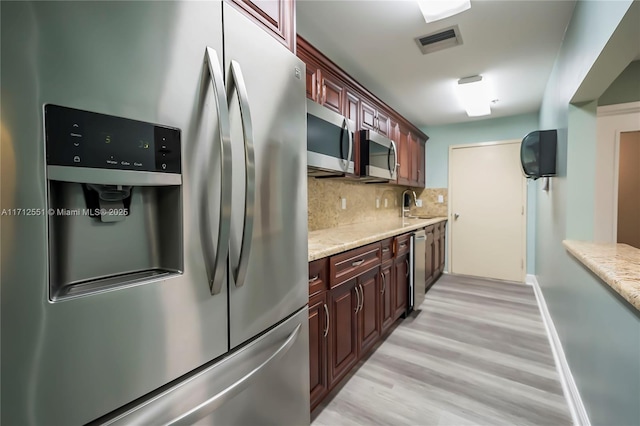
left=438, top=195, right=444, bottom=203
left=384, top=198, right=388, bottom=208
left=341, top=198, right=347, bottom=210
left=376, top=198, right=380, bottom=209
left=416, top=199, right=423, bottom=207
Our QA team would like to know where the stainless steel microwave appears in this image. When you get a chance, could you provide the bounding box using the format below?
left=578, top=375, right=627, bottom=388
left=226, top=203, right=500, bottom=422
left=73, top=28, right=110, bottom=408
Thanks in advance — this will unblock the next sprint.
left=307, top=99, right=355, bottom=177
left=359, top=129, right=397, bottom=182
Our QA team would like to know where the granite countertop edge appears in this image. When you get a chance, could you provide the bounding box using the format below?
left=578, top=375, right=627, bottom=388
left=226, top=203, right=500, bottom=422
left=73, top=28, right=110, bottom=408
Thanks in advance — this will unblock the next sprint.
left=308, top=217, right=448, bottom=262
left=563, top=240, right=640, bottom=311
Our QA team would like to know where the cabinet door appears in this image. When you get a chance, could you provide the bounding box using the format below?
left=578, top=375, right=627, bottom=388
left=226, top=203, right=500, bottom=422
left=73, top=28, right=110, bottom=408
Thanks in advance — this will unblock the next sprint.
left=357, top=267, right=380, bottom=356
left=328, top=278, right=358, bottom=387
left=393, top=254, right=409, bottom=319
left=308, top=292, right=328, bottom=410
left=410, top=133, right=419, bottom=184
left=297, top=50, right=320, bottom=101
left=417, top=139, right=426, bottom=187
left=320, top=72, right=344, bottom=114
left=377, top=109, right=390, bottom=138
left=360, top=99, right=376, bottom=131
left=344, top=88, right=360, bottom=125
left=380, top=262, right=394, bottom=334
left=397, top=125, right=411, bottom=185
left=229, top=0, right=295, bottom=52
left=425, top=228, right=435, bottom=288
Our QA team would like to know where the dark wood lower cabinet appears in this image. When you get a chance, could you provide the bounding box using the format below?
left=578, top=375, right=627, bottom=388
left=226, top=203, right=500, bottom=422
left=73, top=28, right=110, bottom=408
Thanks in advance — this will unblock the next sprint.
left=425, top=226, right=435, bottom=288
left=309, top=225, right=447, bottom=412
left=393, top=253, right=409, bottom=319
left=357, top=267, right=380, bottom=355
left=379, top=261, right=394, bottom=334
left=308, top=292, right=328, bottom=411
left=327, top=278, right=358, bottom=388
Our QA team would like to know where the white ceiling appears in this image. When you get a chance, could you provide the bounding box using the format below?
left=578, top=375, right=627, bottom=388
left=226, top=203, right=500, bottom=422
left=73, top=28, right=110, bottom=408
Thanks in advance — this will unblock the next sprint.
left=297, top=0, right=577, bottom=128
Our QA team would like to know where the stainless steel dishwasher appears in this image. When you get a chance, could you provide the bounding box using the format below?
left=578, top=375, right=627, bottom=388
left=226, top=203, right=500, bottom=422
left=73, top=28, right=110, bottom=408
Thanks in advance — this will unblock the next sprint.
left=412, top=229, right=427, bottom=310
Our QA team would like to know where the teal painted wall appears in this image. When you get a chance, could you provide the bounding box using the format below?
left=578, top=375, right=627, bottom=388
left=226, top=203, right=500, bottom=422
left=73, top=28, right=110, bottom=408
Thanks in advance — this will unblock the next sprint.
left=536, top=1, right=640, bottom=425
left=598, top=60, right=640, bottom=106
left=423, top=112, right=539, bottom=273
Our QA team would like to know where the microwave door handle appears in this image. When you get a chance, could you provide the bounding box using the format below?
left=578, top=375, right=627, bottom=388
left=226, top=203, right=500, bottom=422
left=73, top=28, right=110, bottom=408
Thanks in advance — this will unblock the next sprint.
left=228, top=60, right=255, bottom=289
left=342, top=117, right=353, bottom=171
left=389, top=139, right=398, bottom=178
left=201, top=47, right=232, bottom=295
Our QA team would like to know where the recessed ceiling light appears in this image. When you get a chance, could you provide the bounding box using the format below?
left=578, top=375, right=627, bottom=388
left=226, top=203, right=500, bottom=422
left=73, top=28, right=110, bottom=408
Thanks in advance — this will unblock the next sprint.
left=417, top=0, right=471, bottom=23
left=456, top=75, right=491, bottom=117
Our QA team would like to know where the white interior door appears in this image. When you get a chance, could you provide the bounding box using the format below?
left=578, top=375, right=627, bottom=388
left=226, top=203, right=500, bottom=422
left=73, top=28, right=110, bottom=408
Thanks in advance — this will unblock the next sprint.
left=449, top=141, right=526, bottom=282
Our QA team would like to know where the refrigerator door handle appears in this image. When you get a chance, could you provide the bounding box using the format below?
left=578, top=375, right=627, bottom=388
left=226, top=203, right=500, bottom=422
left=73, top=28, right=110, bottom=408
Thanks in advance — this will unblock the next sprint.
left=202, top=46, right=232, bottom=295
left=228, top=60, right=256, bottom=289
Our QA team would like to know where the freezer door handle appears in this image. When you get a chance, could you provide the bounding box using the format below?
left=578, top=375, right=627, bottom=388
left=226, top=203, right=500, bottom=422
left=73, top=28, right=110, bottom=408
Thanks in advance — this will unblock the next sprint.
left=104, top=323, right=302, bottom=426
left=228, top=60, right=256, bottom=289
left=202, top=46, right=232, bottom=295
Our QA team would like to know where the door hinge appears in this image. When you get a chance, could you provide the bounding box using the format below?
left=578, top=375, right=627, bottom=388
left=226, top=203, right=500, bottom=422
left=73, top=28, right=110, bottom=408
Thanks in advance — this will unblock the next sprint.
left=521, top=205, right=524, bottom=215
left=521, top=259, right=524, bottom=269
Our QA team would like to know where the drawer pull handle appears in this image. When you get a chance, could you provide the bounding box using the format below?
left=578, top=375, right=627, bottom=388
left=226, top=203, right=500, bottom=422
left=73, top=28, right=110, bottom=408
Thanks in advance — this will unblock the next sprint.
left=352, top=259, right=365, bottom=267
left=400, top=243, right=407, bottom=248
left=382, top=248, right=390, bottom=253
left=308, top=274, right=319, bottom=283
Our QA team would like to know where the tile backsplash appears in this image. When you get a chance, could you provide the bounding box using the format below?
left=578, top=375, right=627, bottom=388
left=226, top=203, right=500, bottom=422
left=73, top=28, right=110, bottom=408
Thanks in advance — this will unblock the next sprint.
left=307, top=178, right=448, bottom=231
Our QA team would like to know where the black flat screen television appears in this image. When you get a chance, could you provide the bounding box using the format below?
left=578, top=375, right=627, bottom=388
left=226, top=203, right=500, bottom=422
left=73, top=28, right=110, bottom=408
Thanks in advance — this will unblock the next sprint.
left=520, top=130, right=557, bottom=179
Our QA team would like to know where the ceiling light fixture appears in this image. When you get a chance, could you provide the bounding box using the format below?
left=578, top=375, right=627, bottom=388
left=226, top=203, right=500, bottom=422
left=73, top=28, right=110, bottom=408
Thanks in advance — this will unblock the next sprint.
left=456, top=75, right=491, bottom=117
left=417, top=0, right=471, bottom=23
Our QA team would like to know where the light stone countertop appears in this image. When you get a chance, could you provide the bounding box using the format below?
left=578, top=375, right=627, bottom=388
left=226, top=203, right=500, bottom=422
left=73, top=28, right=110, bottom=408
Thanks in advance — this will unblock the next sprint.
left=563, top=240, right=640, bottom=311
left=309, top=217, right=448, bottom=262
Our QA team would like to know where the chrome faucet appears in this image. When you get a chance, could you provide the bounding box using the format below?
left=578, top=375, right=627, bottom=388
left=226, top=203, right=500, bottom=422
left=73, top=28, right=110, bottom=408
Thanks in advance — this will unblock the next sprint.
left=401, top=189, right=417, bottom=225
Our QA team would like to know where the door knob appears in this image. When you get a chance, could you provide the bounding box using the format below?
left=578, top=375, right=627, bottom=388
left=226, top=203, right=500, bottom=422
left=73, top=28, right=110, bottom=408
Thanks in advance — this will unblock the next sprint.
left=454, top=213, right=460, bottom=220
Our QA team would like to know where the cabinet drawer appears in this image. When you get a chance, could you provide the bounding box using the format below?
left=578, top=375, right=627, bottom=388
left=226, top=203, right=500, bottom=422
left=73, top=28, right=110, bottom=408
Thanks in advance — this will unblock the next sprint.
left=394, top=233, right=411, bottom=256
left=329, top=242, right=381, bottom=287
left=380, top=238, right=393, bottom=262
left=309, top=258, right=329, bottom=297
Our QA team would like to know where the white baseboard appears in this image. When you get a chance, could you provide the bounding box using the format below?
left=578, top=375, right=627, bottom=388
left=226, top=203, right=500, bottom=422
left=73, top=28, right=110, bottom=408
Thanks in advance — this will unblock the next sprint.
left=527, top=274, right=590, bottom=426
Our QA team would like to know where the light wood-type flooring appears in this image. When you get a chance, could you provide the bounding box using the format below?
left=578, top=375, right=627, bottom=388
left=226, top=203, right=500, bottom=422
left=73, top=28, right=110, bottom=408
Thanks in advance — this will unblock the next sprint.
left=311, top=274, right=572, bottom=426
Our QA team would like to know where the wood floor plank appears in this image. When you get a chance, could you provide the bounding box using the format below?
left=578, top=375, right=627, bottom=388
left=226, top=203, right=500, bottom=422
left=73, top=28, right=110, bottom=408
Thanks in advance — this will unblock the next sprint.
left=311, top=274, right=572, bottom=426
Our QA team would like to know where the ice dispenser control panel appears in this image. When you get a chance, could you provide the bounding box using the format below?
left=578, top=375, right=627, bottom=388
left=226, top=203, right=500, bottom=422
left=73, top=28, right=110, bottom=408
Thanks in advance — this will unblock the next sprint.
left=45, top=104, right=181, bottom=173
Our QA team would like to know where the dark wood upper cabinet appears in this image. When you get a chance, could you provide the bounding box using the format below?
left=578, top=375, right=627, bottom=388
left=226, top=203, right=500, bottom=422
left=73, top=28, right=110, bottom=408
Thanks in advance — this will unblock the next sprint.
left=308, top=292, right=328, bottom=411
left=228, top=0, right=296, bottom=52
left=360, top=100, right=376, bottom=130
left=377, top=110, right=390, bottom=138
left=327, top=278, right=358, bottom=388
left=320, top=72, right=344, bottom=114
left=417, top=139, right=426, bottom=187
left=297, top=36, right=429, bottom=188
left=410, top=133, right=419, bottom=184
left=397, top=125, right=411, bottom=186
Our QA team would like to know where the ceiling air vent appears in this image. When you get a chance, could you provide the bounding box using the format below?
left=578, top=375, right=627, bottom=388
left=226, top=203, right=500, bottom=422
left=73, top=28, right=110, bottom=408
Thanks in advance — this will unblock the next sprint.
left=415, top=25, right=463, bottom=54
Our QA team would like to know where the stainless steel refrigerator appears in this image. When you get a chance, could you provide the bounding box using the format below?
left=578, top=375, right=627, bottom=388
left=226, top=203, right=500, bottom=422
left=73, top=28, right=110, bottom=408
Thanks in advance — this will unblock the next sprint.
left=0, top=1, right=310, bottom=424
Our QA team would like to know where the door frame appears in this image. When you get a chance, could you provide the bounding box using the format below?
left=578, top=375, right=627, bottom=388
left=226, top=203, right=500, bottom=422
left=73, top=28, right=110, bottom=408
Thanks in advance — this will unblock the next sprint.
left=447, top=139, right=527, bottom=282
left=595, top=101, right=640, bottom=242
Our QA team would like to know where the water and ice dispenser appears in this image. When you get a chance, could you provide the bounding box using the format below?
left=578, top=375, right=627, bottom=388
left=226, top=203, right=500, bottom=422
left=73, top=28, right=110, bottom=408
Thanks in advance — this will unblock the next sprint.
left=45, top=105, right=183, bottom=300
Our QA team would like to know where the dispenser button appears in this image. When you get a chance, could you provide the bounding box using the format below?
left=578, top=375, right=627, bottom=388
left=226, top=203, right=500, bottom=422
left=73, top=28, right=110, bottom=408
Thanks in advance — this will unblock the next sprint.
left=161, top=163, right=167, bottom=170
left=73, top=155, right=81, bottom=163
